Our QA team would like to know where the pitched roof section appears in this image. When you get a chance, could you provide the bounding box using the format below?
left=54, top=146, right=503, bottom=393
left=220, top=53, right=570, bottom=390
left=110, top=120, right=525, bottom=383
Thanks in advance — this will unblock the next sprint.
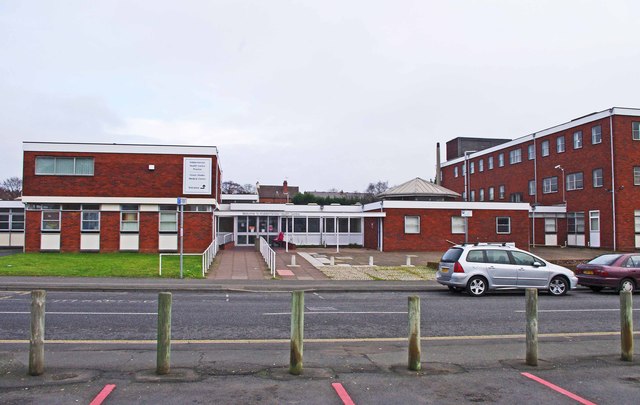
left=378, top=177, right=460, bottom=200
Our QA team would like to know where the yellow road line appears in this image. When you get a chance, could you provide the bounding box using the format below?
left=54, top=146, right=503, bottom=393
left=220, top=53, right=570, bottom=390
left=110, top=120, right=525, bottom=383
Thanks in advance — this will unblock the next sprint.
left=0, top=331, right=635, bottom=345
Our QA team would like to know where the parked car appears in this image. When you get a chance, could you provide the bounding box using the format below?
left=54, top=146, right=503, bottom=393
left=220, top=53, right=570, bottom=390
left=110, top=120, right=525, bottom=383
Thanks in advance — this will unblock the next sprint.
left=437, top=243, right=578, bottom=297
left=575, top=253, right=640, bottom=293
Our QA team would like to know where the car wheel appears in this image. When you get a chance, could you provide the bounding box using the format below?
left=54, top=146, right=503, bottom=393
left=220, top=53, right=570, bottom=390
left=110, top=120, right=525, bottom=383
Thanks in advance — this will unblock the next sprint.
left=618, top=278, right=635, bottom=293
left=588, top=286, right=604, bottom=293
left=448, top=286, right=463, bottom=293
left=467, top=276, right=488, bottom=297
left=548, top=276, right=568, bottom=296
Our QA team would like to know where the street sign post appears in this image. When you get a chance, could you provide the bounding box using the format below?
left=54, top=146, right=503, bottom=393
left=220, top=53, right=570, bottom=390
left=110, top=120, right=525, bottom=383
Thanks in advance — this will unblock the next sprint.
left=177, top=197, right=187, bottom=279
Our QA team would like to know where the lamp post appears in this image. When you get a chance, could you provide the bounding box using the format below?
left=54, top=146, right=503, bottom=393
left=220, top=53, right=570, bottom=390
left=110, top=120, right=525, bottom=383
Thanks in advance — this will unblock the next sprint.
left=464, top=150, right=477, bottom=202
left=554, top=165, right=566, bottom=204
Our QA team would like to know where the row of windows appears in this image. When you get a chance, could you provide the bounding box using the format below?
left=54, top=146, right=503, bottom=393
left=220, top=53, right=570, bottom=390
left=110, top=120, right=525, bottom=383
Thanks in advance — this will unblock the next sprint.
left=405, top=216, right=512, bottom=234
left=452, top=122, right=640, bottom=179
left=35, top=157, right=95, bottom=176
left=237, top=216, right=363, bottom=234
left=0, top=208, right=24, bottom=231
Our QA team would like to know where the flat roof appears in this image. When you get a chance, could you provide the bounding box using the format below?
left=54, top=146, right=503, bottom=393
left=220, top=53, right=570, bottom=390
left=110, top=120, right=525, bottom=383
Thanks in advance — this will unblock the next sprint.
left=23, top=141, right=218, bottom=156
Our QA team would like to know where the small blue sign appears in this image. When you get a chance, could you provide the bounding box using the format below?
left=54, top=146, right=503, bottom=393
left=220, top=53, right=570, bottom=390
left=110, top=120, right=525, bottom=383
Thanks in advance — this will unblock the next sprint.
left=177, top=197, right=188, bottom=206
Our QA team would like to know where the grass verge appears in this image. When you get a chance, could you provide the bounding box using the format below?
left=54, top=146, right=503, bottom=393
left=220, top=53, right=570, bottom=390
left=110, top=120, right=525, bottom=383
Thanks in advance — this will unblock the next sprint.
left=0, top=252, right=204, bottom=278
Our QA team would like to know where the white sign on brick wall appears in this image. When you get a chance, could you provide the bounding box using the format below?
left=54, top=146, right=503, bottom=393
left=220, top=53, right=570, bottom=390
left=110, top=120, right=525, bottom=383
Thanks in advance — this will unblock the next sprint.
left=183, top=157, right=212, bottom=195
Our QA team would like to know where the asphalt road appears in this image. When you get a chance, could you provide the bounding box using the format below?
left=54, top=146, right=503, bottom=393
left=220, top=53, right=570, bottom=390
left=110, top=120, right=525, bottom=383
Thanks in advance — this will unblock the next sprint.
left=0, top=289, right=637, bottom=341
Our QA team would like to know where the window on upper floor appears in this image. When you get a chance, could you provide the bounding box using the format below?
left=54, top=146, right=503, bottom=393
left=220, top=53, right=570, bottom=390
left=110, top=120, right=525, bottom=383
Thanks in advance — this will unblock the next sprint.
left=573, top=131, right=583, bottom=149
left=35, top=156, right=94, bottom=176
left=528, top=180, right=536, bottom=196
left=541, top=140, right=550, bottom=157
left=454, top=166, right=458, bottom=178
left=557, top=136, right=565, bottom=153
left=634, top=167, right=640, bottom=186
left=498, top=185, right=505, bottom=199
left=509, top=149, right=522, bottom=164
left=528, top=144, right=535, bottom=160
left=478, top=159, right=484, bottom=172
left=593, top=168, right=603, bottom=188
left=498, top=153, right=505, bottom=167
left=509, top=193, right=523, bottom=202
left=566, top=172, right=584, bottom=191
left=592, top=125, right=602, bottom=144
left=488, top=156, right=494, bottom=170
left=543, top=177, right=558, bottom=194
left=470, top=161, right=475, bottom=174
left=633, top=122, right=640, bottom=140
left=488, top=187, right=495, bottom=201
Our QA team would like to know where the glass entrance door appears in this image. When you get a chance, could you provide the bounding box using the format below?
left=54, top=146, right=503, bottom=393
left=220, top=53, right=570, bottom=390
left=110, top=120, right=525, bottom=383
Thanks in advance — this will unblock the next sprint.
left=236, top=215, right=280, bottom=246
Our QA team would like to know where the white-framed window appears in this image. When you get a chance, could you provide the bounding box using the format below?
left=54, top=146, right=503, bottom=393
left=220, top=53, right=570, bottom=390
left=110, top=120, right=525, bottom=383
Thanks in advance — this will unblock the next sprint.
left=633, top=122, right=640, bottom=140
left=543, top=177, right=558, bottom=194
left=478, top=159, right=484, bottom=172
left=120, top=204, right=139, bottom=232
left=528, top=180, right=536, bottom=196
left=0, top=208, right=25, bottom=231
left=404, top=216, right=420, bottom=234
left=541, top=140, right=550, bottom=157
left=573, top=131, right=583, bottom=149
left=470, top=161, right=475, bottom=174
left=544, top=218, right=557, bottom=233
left=635, top=210, right=640, bottom=235
left=496, top=217, right=511, bottom=234
left=498, top=185, right=505, bottom=199
left=454, top=166, right=458, bottom=178
left=470, top=190, right=475, bottom=201
left=479, top=188, right=485, bottom=201
left=488, top=187, right=495, bottom=201
left=41, top=204, right=61, bottom=231
left=591, top=125, right=602, bottom=144
left=451, top=217, right=465, bottom=234
left=35, top=156, right=94, bottom=176
left=81, top=204, right=100, bottom=232
left=528, top=144, right=535, bottom=160
left=498, top=153, right=505, bottom=167
left=509, top=149, right=522, bottom=164
left=634, top=167, right=640, bottom=186
left=566, top=172, right=584, bottom=191
left=557, top=136, right=565, bottom=153
left=159, top=205, right=178, bottom=232
left=568, top=212, right=585, bottom=234
left=488, top=157, right=494, bottom=170
left=593, top=168, right=603, bottom=188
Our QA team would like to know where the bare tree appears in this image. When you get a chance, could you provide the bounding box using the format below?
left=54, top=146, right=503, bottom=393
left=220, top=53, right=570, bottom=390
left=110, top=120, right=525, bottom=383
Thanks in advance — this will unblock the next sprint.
left=365, top=181, right=389, bottom=195
left=222, top=181, right=255, bottom=194
left=0, top=177, right=21, bottom=200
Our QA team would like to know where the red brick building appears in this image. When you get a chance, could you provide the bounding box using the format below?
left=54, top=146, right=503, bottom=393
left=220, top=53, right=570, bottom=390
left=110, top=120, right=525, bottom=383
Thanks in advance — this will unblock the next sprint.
left=21, top=142, right=221, bottom=253
left=440, top=107, right=640, bottom=251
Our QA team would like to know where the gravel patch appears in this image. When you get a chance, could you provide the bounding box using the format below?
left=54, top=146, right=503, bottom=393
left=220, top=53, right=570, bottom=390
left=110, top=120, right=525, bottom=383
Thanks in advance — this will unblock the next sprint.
left=319, top=265, right=437, bottom=281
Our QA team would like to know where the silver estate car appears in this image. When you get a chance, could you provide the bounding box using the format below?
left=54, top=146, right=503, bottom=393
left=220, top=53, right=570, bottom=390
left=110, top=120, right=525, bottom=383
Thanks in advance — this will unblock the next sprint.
left=437, top=243, right=578, bottom=297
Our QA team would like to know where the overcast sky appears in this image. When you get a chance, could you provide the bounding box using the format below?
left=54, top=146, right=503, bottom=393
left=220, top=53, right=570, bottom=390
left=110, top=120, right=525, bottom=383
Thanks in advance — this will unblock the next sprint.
left=2, top=1, right=639, bottom=192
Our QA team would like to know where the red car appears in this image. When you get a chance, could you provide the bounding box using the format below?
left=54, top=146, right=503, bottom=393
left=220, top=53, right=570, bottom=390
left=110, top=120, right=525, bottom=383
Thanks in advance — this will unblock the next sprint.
left=576, top=254, right=640, bottom=293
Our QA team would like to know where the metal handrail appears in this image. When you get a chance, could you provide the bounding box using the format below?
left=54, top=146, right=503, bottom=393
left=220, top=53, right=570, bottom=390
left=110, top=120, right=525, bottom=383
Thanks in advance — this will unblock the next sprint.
left=216, top=232, right=234, bottom=245
left=259, top=236, right=277, bottom=278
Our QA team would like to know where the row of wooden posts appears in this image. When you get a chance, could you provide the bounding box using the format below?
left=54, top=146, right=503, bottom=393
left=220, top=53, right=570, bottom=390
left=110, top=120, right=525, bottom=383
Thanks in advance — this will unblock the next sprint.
left=27, top=289, right=634, bottom=376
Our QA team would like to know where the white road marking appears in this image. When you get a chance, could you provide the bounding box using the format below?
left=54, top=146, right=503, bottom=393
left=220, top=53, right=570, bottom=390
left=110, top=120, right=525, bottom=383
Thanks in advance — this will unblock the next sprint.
left=0, top=311, right=156, bottom=315
left=514, top=308, right=640, bottom=313
left=264, top=311, right=407, bottom=315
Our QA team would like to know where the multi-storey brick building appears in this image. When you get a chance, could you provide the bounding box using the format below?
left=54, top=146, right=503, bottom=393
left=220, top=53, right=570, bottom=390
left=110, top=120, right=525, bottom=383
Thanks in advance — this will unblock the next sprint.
left=440, top=107, right=640, bottom=251
left=21, top=142, right=221, bottom=253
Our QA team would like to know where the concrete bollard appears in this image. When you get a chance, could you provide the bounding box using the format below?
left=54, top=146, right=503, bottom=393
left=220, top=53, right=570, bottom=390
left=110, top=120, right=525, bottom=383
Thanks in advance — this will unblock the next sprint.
left=369, top=256, right=374, bottom=266
left=408, top=296, right=421, bottom=371
left=29, top=290, right=46, bottom=376
left=620, top=291, right=633, bottom=361
left=289, top=291, right=304, bottom=375
left=525, top=288, right=538, bottom=366
left=291, top=255, right=296, bottom=266
left=157, top=292, right=172, bottom=375
left=330, top=256, right=335, bottom=266
left=406, top=256, right=412, bottom=266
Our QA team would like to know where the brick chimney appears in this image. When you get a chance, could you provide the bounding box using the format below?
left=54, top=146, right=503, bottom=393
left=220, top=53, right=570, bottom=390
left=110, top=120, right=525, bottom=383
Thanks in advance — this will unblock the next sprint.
left=283, top=180, right=288, bottom=194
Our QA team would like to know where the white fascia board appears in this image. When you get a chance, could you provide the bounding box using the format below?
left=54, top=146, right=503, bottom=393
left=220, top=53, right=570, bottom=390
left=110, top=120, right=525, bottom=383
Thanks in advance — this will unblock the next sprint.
left=364, top=202, right=383, bottom=211
left=229, top=203, right=287, bottom=211
left=441, top=108, right=637, bottom=167
left=381, top=200, right=531, bottom=211
left=530, top=205, right=567, bottom=214
left=220, top=194, right=259, bottom=202
left=23, top=142, right=218, bottom=156
left=321, top=205, right=364, bottom=212
left=21, top=196, right=216, bottom=205
left=0, top=200, right=25, bottom=208
left=212, top=210, right=384, bottom=218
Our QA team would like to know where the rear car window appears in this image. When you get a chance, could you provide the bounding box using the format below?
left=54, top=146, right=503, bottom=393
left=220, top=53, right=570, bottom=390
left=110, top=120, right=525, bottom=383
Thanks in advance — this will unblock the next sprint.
left=441, top=248, right=463, bottom=262
left=466, top=250, right=485, bottom=263
left=588, top=254, right=621, bottom=265
left=485, top=250, right=511, bottom=264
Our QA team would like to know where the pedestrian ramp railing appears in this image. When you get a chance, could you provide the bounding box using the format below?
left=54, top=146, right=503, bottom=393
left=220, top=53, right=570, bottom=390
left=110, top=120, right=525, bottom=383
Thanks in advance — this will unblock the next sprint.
left=158, top=239, right=217, bottom=278
left=216, top=232, right=234, bottom=246
left=259, top=236, right=276, bottom=277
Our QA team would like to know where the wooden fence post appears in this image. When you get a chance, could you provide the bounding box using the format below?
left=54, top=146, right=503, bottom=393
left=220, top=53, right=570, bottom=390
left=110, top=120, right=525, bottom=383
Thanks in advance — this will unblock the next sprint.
left=620, top=291, right=633, bottom=362
left=157, top=292, right=172, bottom=375
left=525, top=288, right=538, bottom=366
left=408, top=296, right=421, bottom=371
left=29, top=290, right=46, bottom=376
left=289, top=291, right=304, bottom=375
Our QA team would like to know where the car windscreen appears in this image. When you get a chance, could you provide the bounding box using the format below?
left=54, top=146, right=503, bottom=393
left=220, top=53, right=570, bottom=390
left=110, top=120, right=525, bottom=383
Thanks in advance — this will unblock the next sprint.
left=588, top=254, right=621, bottom=265
left=441, top=248, right=463, bottom=262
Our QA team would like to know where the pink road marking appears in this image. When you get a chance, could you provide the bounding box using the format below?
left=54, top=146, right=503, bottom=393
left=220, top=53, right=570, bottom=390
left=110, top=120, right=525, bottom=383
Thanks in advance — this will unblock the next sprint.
left=521, top=373, right=596, bottom=405
left=332, top=382, right=356, bottom=405
left=89, top=384, right=116, bottom=405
